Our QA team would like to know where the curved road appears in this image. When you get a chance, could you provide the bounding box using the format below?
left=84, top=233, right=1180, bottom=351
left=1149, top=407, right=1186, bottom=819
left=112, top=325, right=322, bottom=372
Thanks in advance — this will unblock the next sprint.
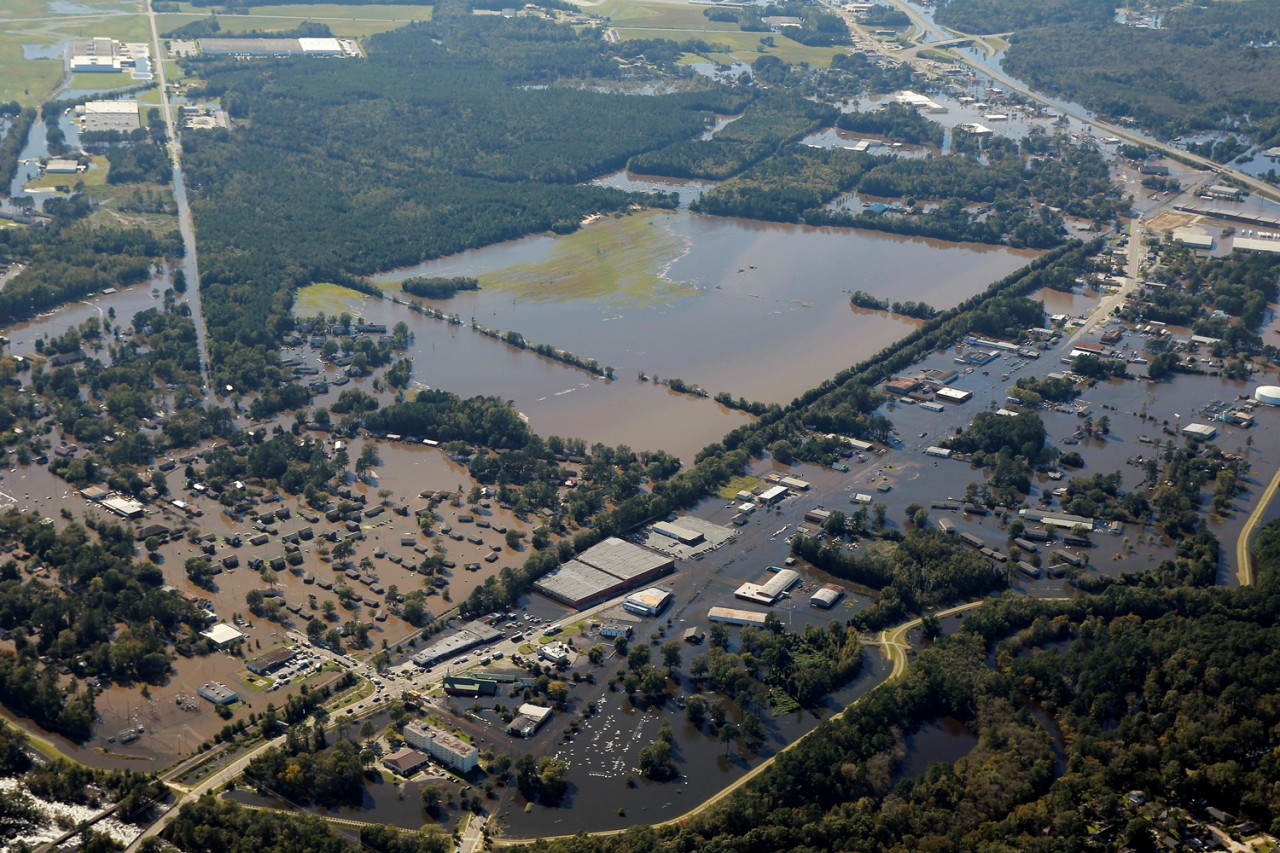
left=850, top=0, right=1280, bottom=206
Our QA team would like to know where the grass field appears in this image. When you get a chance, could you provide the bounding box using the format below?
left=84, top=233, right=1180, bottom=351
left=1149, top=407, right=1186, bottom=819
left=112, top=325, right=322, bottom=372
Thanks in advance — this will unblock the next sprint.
left=294, top=282, right=372, bottom=317
left=589, top=0, right=849, bottom=66
left=157, top=2, right=431, bottom=38
left=455, top=210, right=698, bottom=305
left=0, top=0, right=151, bottom=106
left=24, top=154, right=109, bottom=191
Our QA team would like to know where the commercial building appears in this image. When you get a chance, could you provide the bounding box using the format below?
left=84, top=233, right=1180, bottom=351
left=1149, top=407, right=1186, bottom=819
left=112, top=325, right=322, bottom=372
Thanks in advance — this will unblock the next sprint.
left=758, top=485, right=789, bottom=505
left=885, top=377, right=921, bottom=395
left=201, top=623, right=245, bottom=648
left=507, top=703, right=553, bottom=738
left=708, top=606, right=769, bottom=627
left=925, top=446, right=953, bottom=459
left=735, top=568, right=799, bottom=605
left=410, top=620, right=501, bottom=668
left=652, top=520, right=704, bottom=546
left=532, top=537, right=674, bottom=609
left=247, top=647, right=298, bottom=675
left=810, top=583, right=844, bottom=609
left=45, top=159, right=80, bottom=174
left=382, top=747, right=431, bottom=777
left=623, top=585, right=674, bottom=616
left=598, top=624, right=632, bottom=640
left=403, top=721, right=479, bottom=772
left=538, top=643, right=571, bottom=664
left=1173, top=227, right=1215, bottom=249
left=935, top=387, right=972, bottom=403
left=804, top=508, right=832, bottom=525
left=894, top=90, right=946, bottom=113
left=1018, top=509, right=1094, bottom=531
left=779, top=476, right=810, bottom=491
left=197, top=682, right=237, bottom=705
left=78, top=100, right=140, bottom=133
left=1233, top=236, right=1280, bottom=255
left=101, top=495, right=145, bottom=519
left=1181, top=423, right=1217, bottom=440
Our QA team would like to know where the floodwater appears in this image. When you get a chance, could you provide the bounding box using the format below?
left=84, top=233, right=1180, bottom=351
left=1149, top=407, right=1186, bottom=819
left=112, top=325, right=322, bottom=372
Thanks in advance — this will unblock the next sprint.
left=893, top=716, right=978, bottom=783
left=363, top=209, right=1035, bottom=458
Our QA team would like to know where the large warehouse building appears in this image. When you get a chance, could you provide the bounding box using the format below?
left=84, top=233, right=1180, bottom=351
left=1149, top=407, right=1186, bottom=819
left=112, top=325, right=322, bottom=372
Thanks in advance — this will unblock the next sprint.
left=198, top=37, right=345, bottom=56
left=533, top=537, right=675, bottom=608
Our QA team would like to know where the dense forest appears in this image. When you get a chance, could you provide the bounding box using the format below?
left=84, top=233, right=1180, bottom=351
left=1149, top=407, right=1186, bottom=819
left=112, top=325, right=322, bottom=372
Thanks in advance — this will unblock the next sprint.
left=181, top=3, right=739, bottom=389
left=974, top=0, right=1280, bottom=145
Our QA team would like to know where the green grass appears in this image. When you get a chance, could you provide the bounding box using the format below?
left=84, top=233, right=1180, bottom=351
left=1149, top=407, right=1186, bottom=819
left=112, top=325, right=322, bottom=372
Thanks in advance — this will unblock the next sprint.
left=24, top=154, right=109, bottom=191
left=294, top=281, right=372, bottom=316
left=157, top=3, right=430, bottom=38
left=458, top=209, right=697, bottom=306
left=594, top=0, right=847, bottom=67
left=717, top=474, right=765, bottom=500
left=0, top=0, right=151, bottom=106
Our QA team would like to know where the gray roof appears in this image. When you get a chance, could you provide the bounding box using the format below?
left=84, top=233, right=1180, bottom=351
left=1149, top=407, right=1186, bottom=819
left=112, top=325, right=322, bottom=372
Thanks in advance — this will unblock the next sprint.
left=577, top=536, right=672, bottom=580
left=533, top=559, right=619, bottom=604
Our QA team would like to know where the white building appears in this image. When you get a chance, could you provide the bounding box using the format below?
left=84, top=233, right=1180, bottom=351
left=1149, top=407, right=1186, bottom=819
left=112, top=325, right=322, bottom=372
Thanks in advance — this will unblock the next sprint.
left=403, top=721, right=479, bottom=772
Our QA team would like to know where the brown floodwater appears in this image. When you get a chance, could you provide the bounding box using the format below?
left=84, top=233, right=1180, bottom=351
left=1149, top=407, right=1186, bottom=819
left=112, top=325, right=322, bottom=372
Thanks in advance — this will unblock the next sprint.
left=361, top=210, right=1036, bottom=459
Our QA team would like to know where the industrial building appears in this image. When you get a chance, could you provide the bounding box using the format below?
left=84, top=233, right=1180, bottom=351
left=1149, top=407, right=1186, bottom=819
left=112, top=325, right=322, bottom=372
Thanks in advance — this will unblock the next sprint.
left=507, top=703, right=553, bottom=738
left=532, top=537, right=674, bottom=609
left=68, top=38, right=147, bottom=74
left=45, top=159, right=80, bottom=174
left=246, top=647, right=298, bottom=675
left=925, top=446, right=953, bottom=459
left=410, top=620, right=502, bottom=668
left=197, top=37, right=345, bottom=56
left=652, top=520, right=704, bottom=546
left=623, top=586, right=673, bottom=616
left=197, top=682, right=237, bottom=705
left=403, top=721, right=479, bottom=772
left=779, top=476, right=811, bottom=491
left=1173, top=226, right=1215, bottom=250
left=735, top=568, right=799, bottom=605
left=1018, top=509, right=1095, bottom=531
left=1204, top=184, right=1244, bottom=201
left=804, top=508, right=832, bottom=525
left=382, top=747, right=431, bottom=777
left=708, top=606, right=769, bottom=627
left=1181, top=423, right=1218, bottom=440
left=77, top=100, right=140, bottom=133
left=810, top=583, right=844, bottom=609
left=1255, top=385, right=1280, bottom=407
left=894, top=90, right=947, bottom=113
left=201, top=623, right=245, bottom=648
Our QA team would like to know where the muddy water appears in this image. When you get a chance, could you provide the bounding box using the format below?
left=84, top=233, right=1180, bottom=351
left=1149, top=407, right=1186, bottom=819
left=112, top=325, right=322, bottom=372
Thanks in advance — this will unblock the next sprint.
left=363, top=210, right=1034, bottom=457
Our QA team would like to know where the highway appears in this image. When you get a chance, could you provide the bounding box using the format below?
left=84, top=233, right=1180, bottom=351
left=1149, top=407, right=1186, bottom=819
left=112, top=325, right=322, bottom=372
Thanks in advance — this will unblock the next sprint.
left=849, top=0, right=1280, bottom=207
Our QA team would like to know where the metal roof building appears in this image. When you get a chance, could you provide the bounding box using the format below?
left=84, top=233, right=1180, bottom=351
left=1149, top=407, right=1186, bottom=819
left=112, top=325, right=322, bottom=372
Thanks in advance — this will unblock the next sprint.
left=708, top=606, right=769, bottom=626
left=810, top=583, right=844, bottom=609
left=623, top=585, right=674, bottom=616
left=197, top=682, right=237, bottom=704
left=735, top=568, right=800, bottom=605
left=533, top=537, right=674, bottom=608
left=201, top=623, right=244, bottom=648
left=410, top=620, right=501, bottom=668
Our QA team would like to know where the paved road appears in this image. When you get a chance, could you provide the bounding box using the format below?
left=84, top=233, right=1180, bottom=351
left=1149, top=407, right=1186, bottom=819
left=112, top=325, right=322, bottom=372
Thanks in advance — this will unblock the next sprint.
left=146, top=0, right=212, bottom=388
left=858, top=0, right=1280, bottom=207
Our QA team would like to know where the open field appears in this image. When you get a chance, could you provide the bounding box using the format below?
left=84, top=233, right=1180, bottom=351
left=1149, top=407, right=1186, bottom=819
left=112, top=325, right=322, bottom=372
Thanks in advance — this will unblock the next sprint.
left=382, top=210, right=700, bottom=306
left=0, top=0, right=150, bottom=105
left=588, top=0, right=849, bottom=66
left=156, top=2, right=431, bottom=37
left=294, top=281, right=373, bottom=317
left=23, top=154, right=109, bottom=191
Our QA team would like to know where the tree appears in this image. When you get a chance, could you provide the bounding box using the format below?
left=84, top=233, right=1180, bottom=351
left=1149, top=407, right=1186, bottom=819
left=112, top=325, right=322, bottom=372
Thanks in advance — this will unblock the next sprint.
left=718, top=722, right=740, bottom=755
left=660, top=640, right=682, bottom=674
left=637, top=737, right=677, bottom=781
left=627, top=644, right=651, bottom=671
left=360, top=719, right=377, bottom=743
